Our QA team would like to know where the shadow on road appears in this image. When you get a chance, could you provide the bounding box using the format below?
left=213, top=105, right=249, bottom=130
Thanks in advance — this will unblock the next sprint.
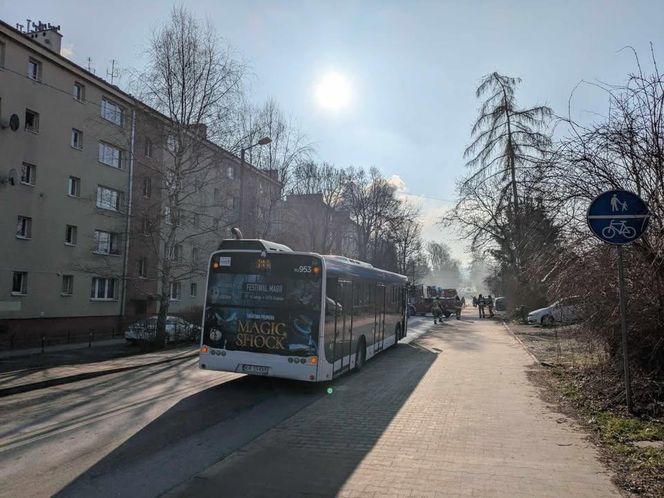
left=57, top=339, right=437, bottom=498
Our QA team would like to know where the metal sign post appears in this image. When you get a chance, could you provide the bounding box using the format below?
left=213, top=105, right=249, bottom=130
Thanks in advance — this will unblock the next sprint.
left=587, top=189, right=649, bottom=413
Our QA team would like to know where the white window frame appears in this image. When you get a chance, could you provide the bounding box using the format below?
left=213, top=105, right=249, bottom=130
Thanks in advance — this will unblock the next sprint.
left=61, top=275, right=74, bottom=296
left=100, top=98, right=123, bottom=126
left=190, top=282, right=197, bottom=297
left=68, top=176, right=81, bottom=197
left=142, top=176, right=152, bottom=198
left=98, top=142, right=122, bottom=168
left=20, top=162, right=36, bottom=186
left=227, top=166, right=235, bottom=179
left=96, top=186, right=121, bottom=211
left=94, top=229, right=120, bottom=255
left=71, top=129, right=83, bottom=150
left=73, top=82, right=85, bottom=101
left=169, top=281, right=181, bottom=301
left=226, top=197, right=235, bottom=210
left=144, top=138, right=152, bottom=158
left=27, top=57, right=41, bottom=81
left=12, top=271, right=28, bottom=295
left=90, top=277, right=117, bottom=301
left=138, top=257, right=147, bottom=278
left=65, top=224, right=78, bottom=245
left=16, top=216, right=32, bottom=239
left=25, top=109, right=39, bottom=133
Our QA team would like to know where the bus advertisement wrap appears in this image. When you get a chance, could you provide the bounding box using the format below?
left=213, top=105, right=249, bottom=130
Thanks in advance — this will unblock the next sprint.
left=203, top=253, right=322, bottom=356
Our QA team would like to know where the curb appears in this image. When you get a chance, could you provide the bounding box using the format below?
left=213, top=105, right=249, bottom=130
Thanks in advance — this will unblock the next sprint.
left=0, top=351, right=198, bottom=398
left=501, top=320, right=541, bottom=366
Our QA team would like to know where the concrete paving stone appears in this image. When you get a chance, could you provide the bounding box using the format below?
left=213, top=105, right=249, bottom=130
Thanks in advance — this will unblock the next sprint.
left=168, top=319, right=621, bottom=498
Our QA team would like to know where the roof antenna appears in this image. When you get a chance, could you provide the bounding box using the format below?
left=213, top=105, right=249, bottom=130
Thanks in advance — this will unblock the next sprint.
left=231, top=227, right=243, bottom=240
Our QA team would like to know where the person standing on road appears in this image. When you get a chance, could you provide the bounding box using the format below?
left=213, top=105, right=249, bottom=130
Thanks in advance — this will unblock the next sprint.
left=477, top=294, right=486, bottom=318
left=431, top=299, right=442, bottom=324
left=454, top=295, right=462, bottom=320
left=487, top=295, right=495, bottom=318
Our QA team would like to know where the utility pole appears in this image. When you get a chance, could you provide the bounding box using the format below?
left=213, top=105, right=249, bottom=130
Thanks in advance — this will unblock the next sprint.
left=237, top=137, right=271, bottom=235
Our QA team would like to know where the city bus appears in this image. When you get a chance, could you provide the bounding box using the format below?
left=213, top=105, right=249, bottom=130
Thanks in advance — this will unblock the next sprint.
left=199, top=238, right=409, bottom=382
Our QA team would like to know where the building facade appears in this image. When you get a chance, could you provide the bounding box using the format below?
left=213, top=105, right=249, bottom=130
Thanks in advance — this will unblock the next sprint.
left=0, top=20, right=281, bottom=347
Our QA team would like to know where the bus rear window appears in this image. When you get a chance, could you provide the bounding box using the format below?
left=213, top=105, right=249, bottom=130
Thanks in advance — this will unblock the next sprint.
left=203, top=252, right=323, bottom=356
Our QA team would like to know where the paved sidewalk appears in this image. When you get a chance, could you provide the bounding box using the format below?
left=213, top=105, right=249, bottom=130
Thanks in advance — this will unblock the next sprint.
left=0, top=345, right=197, bottom=396
left=168, top=318, right=619, bottom=497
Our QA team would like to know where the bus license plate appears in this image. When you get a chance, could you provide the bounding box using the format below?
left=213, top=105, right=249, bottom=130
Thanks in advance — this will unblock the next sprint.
left=241, top=364, right=270, bottom=375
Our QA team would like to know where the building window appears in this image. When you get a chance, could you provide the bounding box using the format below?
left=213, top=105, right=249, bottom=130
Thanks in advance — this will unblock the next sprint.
left=192, top=247, right=200, bottom=263
left=227, top=166, right=235, bottom=179
left=226, top=197, right=235, bottom=210
left=12, top=272, right=28, bottom=295
left=71, top=129, right=83, bottom=149
left=90, top=277, right=117, bottom=300
left=167, top=135, right=177, bottom=152
left=20, top=162, right=36, bottom=186
left=99, top=142, right=122, bottom=168
left=0, top=41, right=6, bottom=68
left=138, top=257, right=147, bottom=278
left=142, top=177, right=152, bottom=198
left=94, top=230, right=120, bottom=255
left=214, top=188, right=221, bottom=201
left=27, top=57, right=41, bottom=81
left=190, top=282, right=197, bottom=297
left=96, top=186, right=121, bottom=211
left=73, top=82, right=85, bottom=101
left=65, top=225, right=77, bottom=245
left=25, top=109, right=39, bottom=133
left=144, top=138, right=152, bottom=158
left=68, top=176, right=81, bottom=197
left=61, top=275, right=74, bottom=296
left=170, top=244, right=183, bottom=262
left=141, top=216, right=151, bottom=234
left=100, top=98, right=123, bottom=126
left=193, top=213, right=200, bottom=228
left=16, top=216, right=32, bottom=239
left=164, top=206, right=172, bottom=225
left=169, top=281, right=181, bottom=300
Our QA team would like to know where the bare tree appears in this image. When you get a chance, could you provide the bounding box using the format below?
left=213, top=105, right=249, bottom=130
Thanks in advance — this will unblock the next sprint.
left=343, top=168, right=404, bottom=264
left=390, top=205, right=422, bottom=276
left=135, top=6, right=246, bottom=343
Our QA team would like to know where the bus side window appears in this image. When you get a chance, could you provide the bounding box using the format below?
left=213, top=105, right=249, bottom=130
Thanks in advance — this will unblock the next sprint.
left=326, top=278, right=337, bottom=315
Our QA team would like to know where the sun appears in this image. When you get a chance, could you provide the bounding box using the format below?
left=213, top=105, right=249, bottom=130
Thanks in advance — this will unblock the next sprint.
left=315, top=71, right=352, bottom=111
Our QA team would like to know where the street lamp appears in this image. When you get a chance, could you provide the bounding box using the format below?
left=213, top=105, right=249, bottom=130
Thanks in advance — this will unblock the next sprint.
left=238, top=137, right=271, bottom=234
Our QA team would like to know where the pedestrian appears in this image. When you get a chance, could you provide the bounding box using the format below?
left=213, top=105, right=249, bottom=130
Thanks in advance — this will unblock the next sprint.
left=477, top=294, right=486, bottom=318
left=431, top=299, right=442, bottom=324
left=472, top=296, right=477, bottom=308
left=454, top=295, right=462, bottom=320
left=487, top=295, right=495, bottom=318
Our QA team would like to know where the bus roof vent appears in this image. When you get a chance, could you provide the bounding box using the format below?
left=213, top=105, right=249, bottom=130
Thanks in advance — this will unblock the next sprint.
left=217, top=239, right=292, bottom=252
left=323, top=255, right=373, bottom=268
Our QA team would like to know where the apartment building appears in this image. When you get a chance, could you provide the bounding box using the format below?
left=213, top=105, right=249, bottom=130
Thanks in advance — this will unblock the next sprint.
left=0, top=19, right=282, bottom=345
left=0, top=20, right=133, bottom=342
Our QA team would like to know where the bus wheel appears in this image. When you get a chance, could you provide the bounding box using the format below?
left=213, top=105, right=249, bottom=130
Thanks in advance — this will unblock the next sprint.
left=354, top=338, right=366, bottom=372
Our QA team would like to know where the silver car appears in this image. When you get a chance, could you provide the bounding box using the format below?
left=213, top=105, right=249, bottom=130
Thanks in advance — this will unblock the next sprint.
left=527, top=297, right=580, bottom=326
left=124, top=316, right=200, bottom=344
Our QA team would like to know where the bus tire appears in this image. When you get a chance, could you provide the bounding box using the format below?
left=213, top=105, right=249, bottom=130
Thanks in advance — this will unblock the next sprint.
left=354, top=337, right=366, bottom=372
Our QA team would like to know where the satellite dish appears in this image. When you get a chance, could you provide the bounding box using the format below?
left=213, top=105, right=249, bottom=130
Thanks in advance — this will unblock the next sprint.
left=9, top=114, right=19, bottom=132
left=0, top=114, right=19, bottom=131
left=7, top=168, right=18, bottom=186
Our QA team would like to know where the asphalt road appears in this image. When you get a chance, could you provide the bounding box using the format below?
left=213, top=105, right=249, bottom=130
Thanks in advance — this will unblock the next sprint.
left=0, top=317, right=432, bottom=498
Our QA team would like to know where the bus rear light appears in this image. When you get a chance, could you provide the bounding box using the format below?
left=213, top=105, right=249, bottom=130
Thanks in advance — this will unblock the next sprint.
left=309, top=374, right=315, bottom=380
left=200, top=346, right=209, bottom=353
left=310, top=356, right=318, bottom=365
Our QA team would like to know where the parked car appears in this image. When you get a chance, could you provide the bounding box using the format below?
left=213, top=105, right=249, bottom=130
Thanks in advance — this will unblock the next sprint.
left=407, top=302, right=417, bottom=317
left=124, top=316, right=200, bottom=344
left=527, top=297, right=580, bottom=326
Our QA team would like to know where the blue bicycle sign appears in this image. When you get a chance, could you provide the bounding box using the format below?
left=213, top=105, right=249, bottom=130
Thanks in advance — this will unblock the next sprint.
left=587, top=190, right=649, bottom=245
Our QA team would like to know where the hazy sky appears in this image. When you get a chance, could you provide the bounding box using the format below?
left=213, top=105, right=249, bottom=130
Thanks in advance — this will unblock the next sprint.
left=2, top=0, right=663, bottom=263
